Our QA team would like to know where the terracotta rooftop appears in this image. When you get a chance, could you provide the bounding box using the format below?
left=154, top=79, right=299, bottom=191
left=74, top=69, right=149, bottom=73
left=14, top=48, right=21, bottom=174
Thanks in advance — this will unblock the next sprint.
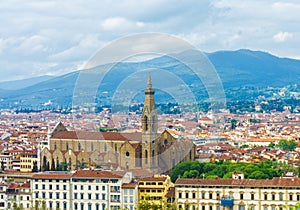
left=32, top=172, right=73, bottom=179
left=139, top=175, right=167, bottom=182
left=72, top=170, right=123, bottom=179
left=175, top=177, right=300, bottom=187
left=122, top=182, right=137, bottom=189
left=52, top=131, right=142, bottom=141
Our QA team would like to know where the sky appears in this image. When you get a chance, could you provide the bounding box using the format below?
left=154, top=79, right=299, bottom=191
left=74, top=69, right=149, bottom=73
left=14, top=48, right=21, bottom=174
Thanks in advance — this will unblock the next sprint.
left=0, top=0, right=299, bottom=82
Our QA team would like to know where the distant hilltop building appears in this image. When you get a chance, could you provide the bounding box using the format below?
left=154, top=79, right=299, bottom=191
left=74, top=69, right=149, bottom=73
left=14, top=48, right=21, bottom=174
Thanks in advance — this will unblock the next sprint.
left=40, top=74, right=195, bottom=174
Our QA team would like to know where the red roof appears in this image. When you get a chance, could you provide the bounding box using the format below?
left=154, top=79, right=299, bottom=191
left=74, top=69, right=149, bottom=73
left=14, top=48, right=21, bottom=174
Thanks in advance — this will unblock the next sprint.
left=52, top=131, right=141, bottom=141
left=72, top=170, right=123, bottom=179
left=175, top=177, right=300, bottom=187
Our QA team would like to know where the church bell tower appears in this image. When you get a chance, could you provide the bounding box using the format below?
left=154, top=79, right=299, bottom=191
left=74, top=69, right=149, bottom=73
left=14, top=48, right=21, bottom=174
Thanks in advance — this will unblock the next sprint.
left=142, top=73, right=158, bottom=142
left=141, top=73, right=158, bottom=169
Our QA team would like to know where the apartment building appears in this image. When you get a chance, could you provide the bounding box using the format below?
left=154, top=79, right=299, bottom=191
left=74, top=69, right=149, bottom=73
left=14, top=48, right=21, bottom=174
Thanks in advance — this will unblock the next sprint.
left=31, top=169, right=133, bottom=210
left=0, top=183, right=7, bottom=210
left=175, top=173, right=300, bottom=210
left=138, top=174, right=173, bottom=208
left=121, top=182, right=138, bottom=210
left=20, top=149, right=38, bottom=172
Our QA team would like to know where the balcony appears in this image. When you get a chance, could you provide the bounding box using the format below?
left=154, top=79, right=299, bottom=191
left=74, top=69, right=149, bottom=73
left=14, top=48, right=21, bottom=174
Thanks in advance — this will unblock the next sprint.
left=220, top=196, right=234, bottom=207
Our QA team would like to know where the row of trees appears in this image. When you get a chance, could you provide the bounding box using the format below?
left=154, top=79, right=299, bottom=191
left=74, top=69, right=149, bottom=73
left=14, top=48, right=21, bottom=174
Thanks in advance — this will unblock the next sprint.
left=171, top=160, right=287, bottom=182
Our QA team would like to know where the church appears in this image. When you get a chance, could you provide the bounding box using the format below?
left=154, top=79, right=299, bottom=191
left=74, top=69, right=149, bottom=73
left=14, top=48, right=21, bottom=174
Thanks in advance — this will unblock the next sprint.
left=40, top=74, right=195, bottom=174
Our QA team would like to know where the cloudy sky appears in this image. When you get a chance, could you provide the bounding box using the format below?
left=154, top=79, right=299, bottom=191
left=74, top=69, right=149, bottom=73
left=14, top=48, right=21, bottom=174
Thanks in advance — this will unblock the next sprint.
left=0, top=0, right=299, bottom=82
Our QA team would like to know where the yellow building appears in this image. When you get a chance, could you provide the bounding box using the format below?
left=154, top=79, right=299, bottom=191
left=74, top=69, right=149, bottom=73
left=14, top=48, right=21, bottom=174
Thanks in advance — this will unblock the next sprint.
left=40, top=74, right=195, bottom=174
left=138, top=174, right=173, bottom=208
left=20, top=149, right=38, bottom=172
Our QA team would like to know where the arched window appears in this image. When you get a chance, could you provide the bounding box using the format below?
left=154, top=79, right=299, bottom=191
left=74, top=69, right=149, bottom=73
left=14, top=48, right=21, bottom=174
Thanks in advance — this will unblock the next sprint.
left=78, top=143, right=81, bottom=151
left=66, top=143, right=69, bottom=150
left=81, top=158, right=84, bottom=169
left=69, top=158, right=72, bottom=170
left=144, top=116, right=148, bottom=131
left=54, top=142, right=57, bottom=150
left=152, top=150, right=155, bottom=165
left=56, top=157, right=59, bottom=169
left=145, top=150, right=148, bottom=164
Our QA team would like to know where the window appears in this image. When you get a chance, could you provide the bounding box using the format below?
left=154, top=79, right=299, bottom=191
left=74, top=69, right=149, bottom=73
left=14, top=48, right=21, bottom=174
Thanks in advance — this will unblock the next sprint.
left=88, top=186, right=91, bottom=190
left=209, top=193, right=212, bottom=199
left=88, top=194, right=92, bottom=199
left=35, top=184, right=38, bottom=189
left=145, top=150, right=148, bottom=164
left=74, top=193, right=77, bottom=199
left=192, top=192, right=196, bottom=199
left=96, top=186, right=99, bottom=190
left=102, top=194, right=106, bottom=200
left=239, top=206, right=245, bottom=210
left=240, top=193, right=244, bottom=200
left=49, top=192, right=53, bottom=199
left=178, top=192, right=182, bottom=198
left=290, top=194, right=293, bottom=201
left=81, top=193, right=84, bottom=199
left=264, top=194, right=268, bottom=200
left=63, top=185, right=67, bottom=190
left=186, top=192, right=189, bottom=198
left=202, top=192, right=205, bottom=199
left=96, top=194, right=99, bottom=199
left=80, top=203, right=84, bottom=210
left=42, top=192, right=46, bottom=199
left=56, top=185, right=59, bottom=190
left=88, top=204, right=92, bottom=210
left=272, top=194, right=275, bottom=200
left=126, top=151, right=130, bottom=157
left=74, top=185, right=77, bottom=190
left=56, top=192, right=60, bottom=199
left=251, top=193, right=254, bottom=200
left=63, top=193, right=67, bottom=199
left=63, top=202, right=67, bottom=210
left=74, top=203, right=78, bottom=210
left=49, top=185, right=52, bottom=190
left=102, top=186, right=105, bottom=191
left=279, top=193, right=283, bottom=201
left=35, top=192, right=39, bottom=198
left=42, top=184, right=45, bottom=189
left=81, top=185, right=84, bottom=190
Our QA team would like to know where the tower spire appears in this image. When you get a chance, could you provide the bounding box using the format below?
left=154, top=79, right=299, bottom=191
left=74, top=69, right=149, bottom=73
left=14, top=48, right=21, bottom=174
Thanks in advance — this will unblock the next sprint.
left=147, top=72, right=152, bottom=90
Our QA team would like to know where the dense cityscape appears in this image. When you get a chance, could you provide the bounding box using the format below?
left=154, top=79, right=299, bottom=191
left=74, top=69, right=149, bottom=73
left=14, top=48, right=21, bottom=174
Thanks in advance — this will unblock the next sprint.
left=1, top=0, right=300, bottom=210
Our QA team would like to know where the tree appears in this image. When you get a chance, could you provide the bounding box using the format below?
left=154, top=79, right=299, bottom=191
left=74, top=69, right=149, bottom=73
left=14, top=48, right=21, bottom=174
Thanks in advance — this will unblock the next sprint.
left=277, top=139, right=297, bottom=151
left=248, top=171, right=269, bottom=179
left=268, top=142, right=275, bottom=148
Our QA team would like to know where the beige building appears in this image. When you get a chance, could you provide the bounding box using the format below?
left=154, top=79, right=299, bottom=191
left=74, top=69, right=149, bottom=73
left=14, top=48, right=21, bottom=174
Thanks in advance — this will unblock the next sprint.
left=175, top=173, right=300, bottom=210
left=40, top=74, right=195, bottom=174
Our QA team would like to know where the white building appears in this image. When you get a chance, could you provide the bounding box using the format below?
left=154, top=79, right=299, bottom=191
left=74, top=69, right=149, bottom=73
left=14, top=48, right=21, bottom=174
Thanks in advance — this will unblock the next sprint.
left=175, top=174, right=300, bottom=210
left=0, top=183, right=7, bottom=210
left=31, top=170, right=134, bottom=210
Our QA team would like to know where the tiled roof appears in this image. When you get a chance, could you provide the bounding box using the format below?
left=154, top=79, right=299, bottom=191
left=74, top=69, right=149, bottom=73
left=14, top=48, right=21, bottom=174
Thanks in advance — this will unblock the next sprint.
left=175, top=177, right=300, bottom=187
left=72, top=170, right=123, bottom=179
left=52, top=131, right=141, bottom=141
left=139, top=175, right=167, bottom=182
left=122, top=182, right=137, bottom=189
left=32, top=172, right=73, bottom=179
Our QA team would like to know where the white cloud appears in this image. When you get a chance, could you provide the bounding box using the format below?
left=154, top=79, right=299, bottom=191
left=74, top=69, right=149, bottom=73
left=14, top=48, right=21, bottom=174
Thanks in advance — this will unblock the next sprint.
left=273, top=31, right=293, bottom=42
left=101, top=17, right=128, bottom=30
left=0, top=0, right=300, bottom=81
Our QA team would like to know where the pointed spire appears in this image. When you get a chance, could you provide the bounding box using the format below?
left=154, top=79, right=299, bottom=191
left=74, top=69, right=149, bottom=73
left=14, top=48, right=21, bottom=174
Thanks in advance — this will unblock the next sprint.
left=147, top=72, right=152, bottom=90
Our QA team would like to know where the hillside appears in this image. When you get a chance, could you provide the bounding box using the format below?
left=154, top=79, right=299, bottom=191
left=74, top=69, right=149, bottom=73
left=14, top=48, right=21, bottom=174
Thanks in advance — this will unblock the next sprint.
left=0, top=49, right=299, bottom=109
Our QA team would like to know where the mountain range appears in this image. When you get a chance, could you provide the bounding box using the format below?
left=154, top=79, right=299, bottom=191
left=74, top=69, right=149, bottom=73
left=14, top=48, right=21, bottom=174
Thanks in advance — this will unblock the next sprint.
left=0, top=49, right=299, bottom=109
